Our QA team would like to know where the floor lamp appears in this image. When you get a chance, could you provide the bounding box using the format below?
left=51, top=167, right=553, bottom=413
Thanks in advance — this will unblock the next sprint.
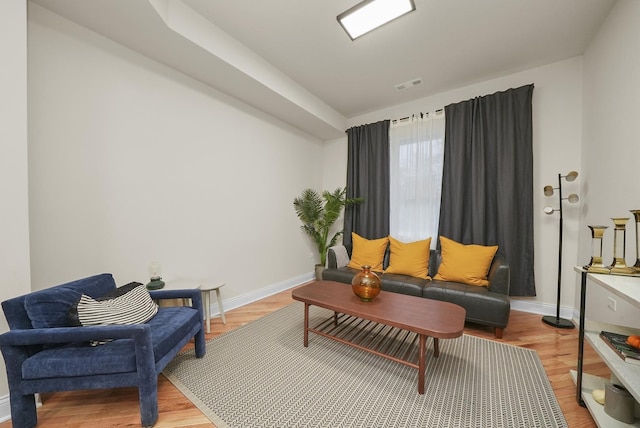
left=542, top=171, right=579, bottom=329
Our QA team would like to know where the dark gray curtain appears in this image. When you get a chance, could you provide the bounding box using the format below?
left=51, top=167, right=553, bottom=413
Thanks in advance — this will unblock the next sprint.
left=438, top=85, right=535, bottom=296
left=344, top=120, right=390, bottom=245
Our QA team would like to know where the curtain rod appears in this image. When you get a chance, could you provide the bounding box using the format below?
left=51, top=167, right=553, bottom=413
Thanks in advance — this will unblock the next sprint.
left=391, top=108, right=443, bottom=124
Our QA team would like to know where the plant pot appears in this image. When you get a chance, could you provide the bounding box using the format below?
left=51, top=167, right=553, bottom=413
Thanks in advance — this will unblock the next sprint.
left=315, top=264, right=325, bottom=281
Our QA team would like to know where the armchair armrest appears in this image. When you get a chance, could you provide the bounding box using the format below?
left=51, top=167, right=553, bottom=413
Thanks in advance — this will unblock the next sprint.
left=0, top=324, right=151, bottom=347
left=487, top=253, right=510, bottom=295
left=149, top=289, right=203, bottom=314
left=0, top=325, right=154, bottom=384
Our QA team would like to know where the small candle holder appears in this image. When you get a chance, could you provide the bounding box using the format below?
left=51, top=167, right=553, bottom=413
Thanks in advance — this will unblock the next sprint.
left=631, top=210, right=640, bottom=272
left=608, top=217, right=635, bottom=275
left=585, top=225, right=610, bottom=274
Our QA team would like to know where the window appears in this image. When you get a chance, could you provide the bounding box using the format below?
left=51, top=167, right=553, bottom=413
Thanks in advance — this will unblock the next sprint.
left=389, top=111, right=445, bottom=246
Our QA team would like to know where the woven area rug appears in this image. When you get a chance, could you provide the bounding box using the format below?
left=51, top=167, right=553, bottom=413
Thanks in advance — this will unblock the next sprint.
left=163, top=302, right=567, bottom=428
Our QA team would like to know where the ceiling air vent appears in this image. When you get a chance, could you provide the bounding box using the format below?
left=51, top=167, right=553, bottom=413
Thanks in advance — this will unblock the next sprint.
left=395, top=78, right=422, bottom=91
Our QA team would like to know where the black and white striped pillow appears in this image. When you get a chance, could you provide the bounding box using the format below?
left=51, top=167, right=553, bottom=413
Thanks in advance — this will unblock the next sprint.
left=71, top=282, right=158, bottom=327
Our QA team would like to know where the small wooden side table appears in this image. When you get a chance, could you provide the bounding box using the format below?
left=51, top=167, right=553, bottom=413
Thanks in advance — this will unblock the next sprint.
left=165, top=279, right=226, bottom=333
left=201, top=282, right=226, bottom=333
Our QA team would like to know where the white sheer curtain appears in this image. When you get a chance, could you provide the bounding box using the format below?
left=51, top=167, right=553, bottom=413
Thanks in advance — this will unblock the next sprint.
left=389, top=111, right=445, bottom=247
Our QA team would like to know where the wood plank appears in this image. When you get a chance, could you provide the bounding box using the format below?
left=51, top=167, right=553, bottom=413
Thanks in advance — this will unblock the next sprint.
left=0, top=283, right=604, bottom=427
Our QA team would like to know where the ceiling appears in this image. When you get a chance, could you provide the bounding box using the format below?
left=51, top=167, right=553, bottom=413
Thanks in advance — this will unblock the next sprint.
left=30, top=0, right=616, bottom=139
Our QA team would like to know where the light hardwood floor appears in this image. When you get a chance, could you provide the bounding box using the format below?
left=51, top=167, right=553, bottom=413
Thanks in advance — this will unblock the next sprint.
left=0, top=286, right=607, bottom=427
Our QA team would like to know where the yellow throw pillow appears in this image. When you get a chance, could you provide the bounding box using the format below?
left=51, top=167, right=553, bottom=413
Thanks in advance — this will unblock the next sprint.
left=384, top=236, right=432, bottom=279
left=434, top=236, right=498, bottom=287
left=347, top=233, right=389, bottom=272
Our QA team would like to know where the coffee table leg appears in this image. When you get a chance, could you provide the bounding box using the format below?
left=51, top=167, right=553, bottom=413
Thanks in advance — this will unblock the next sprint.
left=418, top=334, right=426, bottom=394
left=433, top=337, right=439, bottom=357
left=303, top=303, right=310, bottom=347
left=333, top=311, right=338, bottom=326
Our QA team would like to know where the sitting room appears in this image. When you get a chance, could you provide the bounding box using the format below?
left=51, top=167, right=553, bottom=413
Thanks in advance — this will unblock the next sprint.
left=1, top=0, right=639, bottom=426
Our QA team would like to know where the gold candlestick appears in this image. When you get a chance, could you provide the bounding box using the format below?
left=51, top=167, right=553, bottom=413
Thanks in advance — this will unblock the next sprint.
left=609, top=217, right=635, bottom=274
left=585, top=225, right=610, bottom=273
left=631, top=210, right=640, bottom=272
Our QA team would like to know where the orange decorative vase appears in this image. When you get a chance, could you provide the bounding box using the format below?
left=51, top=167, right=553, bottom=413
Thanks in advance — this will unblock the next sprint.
left=351, top=265, right=381, bottom=302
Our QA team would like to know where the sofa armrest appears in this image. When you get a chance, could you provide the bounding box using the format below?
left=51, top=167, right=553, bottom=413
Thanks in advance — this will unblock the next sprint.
left=487, top=253, right=510, bottom=295
left=327, top=245, right=350, bottom=269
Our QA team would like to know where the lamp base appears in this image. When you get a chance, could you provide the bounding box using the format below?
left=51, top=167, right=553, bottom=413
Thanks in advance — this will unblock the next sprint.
left=146, top=278, right=165, bottom=290
left=542, top=315, right=575, bottom=329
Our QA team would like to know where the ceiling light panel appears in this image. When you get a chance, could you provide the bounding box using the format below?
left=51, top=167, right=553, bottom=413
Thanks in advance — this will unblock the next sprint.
left=337, top=0, right=416, bottom=40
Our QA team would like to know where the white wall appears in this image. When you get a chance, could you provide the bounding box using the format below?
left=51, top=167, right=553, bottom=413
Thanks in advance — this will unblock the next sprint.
left=0, top=0, right=31, bottom=403
left=323, top=58, right=585, bottom=313
left=321, top=137, right=348, bottom=192
left=27, top=4, right=323, bottom=298
left=25, top=0, right=636, bottom=331
left=578, top=0, right=640, bottom=324
left=580, top=0, right=640, bottom=266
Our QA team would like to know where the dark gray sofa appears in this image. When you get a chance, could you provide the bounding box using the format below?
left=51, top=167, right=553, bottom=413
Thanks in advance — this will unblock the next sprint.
left=322, top=245, right=511, bottom=338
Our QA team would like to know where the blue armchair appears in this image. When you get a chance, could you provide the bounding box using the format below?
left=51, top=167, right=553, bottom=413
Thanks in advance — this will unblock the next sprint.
left=0, top=273, right=206, bottom=427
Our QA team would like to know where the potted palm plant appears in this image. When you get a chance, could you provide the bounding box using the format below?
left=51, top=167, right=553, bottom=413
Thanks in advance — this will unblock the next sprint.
left=293, top=187, right=362, bottom=279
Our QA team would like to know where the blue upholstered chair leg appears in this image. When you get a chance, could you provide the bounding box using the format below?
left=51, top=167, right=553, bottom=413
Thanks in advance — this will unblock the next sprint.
left=195, top=326, right=205, bottom=358
left=134, top=328, right=159, bottom=427
left=138, top=376, right=158, bottom=427
left=9, top=392, right=37, bottom=428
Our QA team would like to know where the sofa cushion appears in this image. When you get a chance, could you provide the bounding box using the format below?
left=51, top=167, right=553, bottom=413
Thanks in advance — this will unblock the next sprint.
left=347, top=233, right=388, bottom=272
left=21, top=306, right=200, bottom=379
left=424, top=280, right=510, bottom=327
left=70, top=282, right=158, bottom=327
left=384, top=236, right=431, bottom=279
left=58, top=273, right=117, bottom=299
left=148, top=306, right=200, bottom=358
left=24, top=287, right=82, bottom=329
left=379, top=273, right=427, bottom=297
left=322, top=268, right=426, bottom=298
left=322, top=267, right=359, bottom=284
left=434, top=236, right=498, bottom=286
left=22, top=274, right=119, bottom=330
left=22, top=339, right=137, bottom=379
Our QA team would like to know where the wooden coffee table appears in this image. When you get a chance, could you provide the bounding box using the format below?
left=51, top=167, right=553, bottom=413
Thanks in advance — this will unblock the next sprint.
left=292, top=280, right=466, bottom=394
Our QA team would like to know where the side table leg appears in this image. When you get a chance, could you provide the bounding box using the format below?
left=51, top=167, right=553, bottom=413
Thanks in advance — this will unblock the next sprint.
left=303, top=303, right=310, bottom=347
left=418, top=334, right=426, bottom=394
left=204, top=290, right=211, bottom=334
left=215, top=287, right=226, bottom=325
left=433, top=338, right=440, bottom=357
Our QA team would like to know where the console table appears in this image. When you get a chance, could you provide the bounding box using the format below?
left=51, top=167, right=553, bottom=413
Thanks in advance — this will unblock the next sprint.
left=573, top=267, right=640, bottom=427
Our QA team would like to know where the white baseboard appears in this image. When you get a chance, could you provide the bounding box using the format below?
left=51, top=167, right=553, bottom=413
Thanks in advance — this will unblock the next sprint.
left=0, top=394, right=10, bottom=423
left=204, top=272, right=314, bottom=318
left=0, top=392, right=42, bottom=423
left=511, top=298, right=576, bottom=322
